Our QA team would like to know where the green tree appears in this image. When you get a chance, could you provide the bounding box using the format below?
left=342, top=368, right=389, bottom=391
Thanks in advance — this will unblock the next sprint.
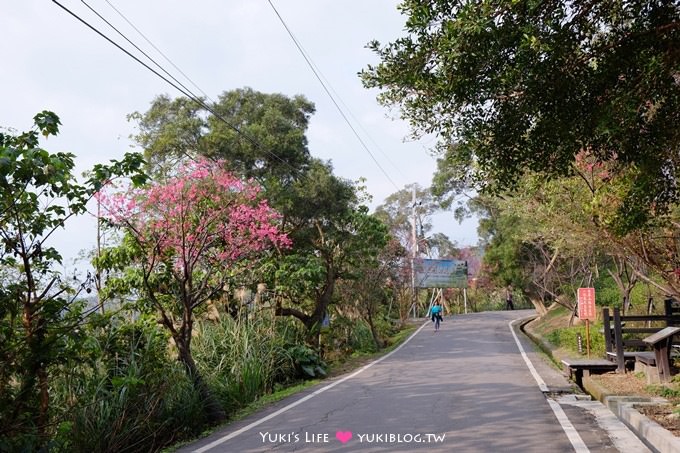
left=336, top=237, right=406, bottom=349
left=362, top=0, right=680, bottom=233
left=265, top=160, right=390, bottom=345
left=473, top=191, right=563, bottom=315
left=425, top=232, right=459, bottom=259
left=374, top=183, right=436, bottom=250
left=206, top=88, right=314, bottom=181
left=474, top=171, right=641, bottom=318
left=129, top=88, right=314, bottom=185
left=0, top=112, right=146, bottom=446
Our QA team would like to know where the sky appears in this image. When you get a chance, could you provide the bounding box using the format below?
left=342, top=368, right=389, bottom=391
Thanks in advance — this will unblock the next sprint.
left=1, top=0, right=479, bottom=271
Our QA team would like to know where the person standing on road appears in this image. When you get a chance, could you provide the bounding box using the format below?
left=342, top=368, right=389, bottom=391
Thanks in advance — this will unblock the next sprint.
left=431, top=301, right=443, bottom=330
left=505, top=286, right=514, bottom=310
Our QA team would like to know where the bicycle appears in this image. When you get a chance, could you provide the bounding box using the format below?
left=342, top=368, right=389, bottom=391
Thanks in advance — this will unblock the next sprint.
left=431, top=301, right=443, bottom=332
left=432, top=313, right=441, bottom=331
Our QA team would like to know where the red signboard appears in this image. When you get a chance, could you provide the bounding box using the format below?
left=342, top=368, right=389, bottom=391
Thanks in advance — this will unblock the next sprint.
left=578, top=287, right=596, bottom=320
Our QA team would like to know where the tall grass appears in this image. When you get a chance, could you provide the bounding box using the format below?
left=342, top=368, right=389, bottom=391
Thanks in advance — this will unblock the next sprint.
left=46, top=312, right=309, bottom=452
left=50, top=318, right=206, bottom=452
left=192, top=314, right=296, bottom=414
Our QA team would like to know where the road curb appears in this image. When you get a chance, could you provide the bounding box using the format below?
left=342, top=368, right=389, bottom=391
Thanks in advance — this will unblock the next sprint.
left=582, top=376, right=680, bottom=453
left=522, top=320, right=679, bottom=452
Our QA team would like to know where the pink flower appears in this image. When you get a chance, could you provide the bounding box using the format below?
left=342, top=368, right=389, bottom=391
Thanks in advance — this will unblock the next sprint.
left=97, top=158, right=290, bottom=273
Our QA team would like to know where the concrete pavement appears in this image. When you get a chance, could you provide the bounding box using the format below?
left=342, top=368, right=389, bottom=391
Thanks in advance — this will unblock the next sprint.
left=179, top=310, right=654, bottom=452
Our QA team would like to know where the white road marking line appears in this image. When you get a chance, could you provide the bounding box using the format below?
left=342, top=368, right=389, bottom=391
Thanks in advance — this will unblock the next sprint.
left=508, top=319, right=549, bottom=392
left=546, top=399, right=591, bottom=452
left=509, top=319, right=590, bottom=453
left=192, top=320, right=430, bottom=452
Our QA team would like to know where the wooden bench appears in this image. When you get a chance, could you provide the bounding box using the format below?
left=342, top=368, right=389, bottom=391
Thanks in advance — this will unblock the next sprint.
left=561, top=358, right=617, bottom=387
left=605, top=350, right=654, bottom=364
left=602, top=306, right=680, bottom=373
left=632, top=351, right=656, bottom=365
left=639, top=326, right=680, bottom=384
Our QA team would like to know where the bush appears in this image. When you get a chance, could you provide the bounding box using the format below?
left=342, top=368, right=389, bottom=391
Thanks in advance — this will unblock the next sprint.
left=646, top=384, right=680, bottom=399
left=286, top=344, right=327, bottom=379
left=50, top=315, right=205, bottom=452
left=594, top=285, right=621, bottom=309
left=348, top=321, right=377, bottom=353
left=373, top=316, right=397, bottom=341
left=466, top=289, right=509, bottom=312
left=545, top=322, right=606, bottom=357
left=323, top=316, right=379, bottom=355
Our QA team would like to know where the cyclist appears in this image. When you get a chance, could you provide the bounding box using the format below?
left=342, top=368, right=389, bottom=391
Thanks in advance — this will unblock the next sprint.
left=431, top=301, right=443, bottom=331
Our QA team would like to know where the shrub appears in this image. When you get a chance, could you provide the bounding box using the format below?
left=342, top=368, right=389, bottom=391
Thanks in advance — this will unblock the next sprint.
left=50, top=315, right=205, bottom=452
left=286, top=344, right=327, bottom=379
left=322, top=316, right=379, bottom=355
left=545, top=323, right=606, bottom=357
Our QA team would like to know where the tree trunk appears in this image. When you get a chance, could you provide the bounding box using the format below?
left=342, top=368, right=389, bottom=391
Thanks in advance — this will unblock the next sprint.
left=305, top=271, right=336, bottom=348
left=174, top=335, right=226, bottom=424
left=275, top=303, right=310, bottom=325
left=568, top=303, right=577, bottom=327
left=366, top=307, right=383, bottom=350
left=607, top=257, right=637, bottom=315
left=17, top=294, right=50, bottom=442
left=37, top=367, right=49, bottom=432
left=529, top=298, right=548, bottom=317
left=623, top=284, right=635, bottom=314
left=647, top=297, right=655, bottom=315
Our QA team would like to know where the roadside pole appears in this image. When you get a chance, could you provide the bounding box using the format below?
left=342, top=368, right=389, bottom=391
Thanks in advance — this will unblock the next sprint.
left=578, top=287, right=596, bottom=358
left=411, top=186, right=417, bottom=318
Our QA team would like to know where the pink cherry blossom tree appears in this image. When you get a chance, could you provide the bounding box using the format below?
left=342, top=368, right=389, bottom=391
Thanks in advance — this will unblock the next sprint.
left=97, top=158, right=290, bottom=422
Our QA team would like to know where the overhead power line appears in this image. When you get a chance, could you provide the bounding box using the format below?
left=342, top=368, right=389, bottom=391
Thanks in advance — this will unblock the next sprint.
left=266, top=0, right=402, bottom=191
left=79, top=0, right=206, bottom=110
left=100, top=0, right=212, bottom=100
left=299, top=39, right=410, bottom=183
left=53, top=0, right=407, bottom=205
left=52, top=0, right=297, bottom=176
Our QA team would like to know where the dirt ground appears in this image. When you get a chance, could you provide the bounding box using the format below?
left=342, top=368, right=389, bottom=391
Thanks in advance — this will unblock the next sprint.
left=636, top=404, right=680, bottom=436
left=589, top=372, right=652, bottom=396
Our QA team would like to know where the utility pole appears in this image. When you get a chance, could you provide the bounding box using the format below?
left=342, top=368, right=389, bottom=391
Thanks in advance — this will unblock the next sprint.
left=411, top=186, right=417, bottom=318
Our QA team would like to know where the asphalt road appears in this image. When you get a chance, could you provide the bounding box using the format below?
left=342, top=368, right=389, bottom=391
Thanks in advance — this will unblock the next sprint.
left=180, top=310, right=651, bottom=452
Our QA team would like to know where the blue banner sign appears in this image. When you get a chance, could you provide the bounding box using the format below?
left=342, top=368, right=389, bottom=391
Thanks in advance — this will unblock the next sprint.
left=414, top=259, right=468, bottom=288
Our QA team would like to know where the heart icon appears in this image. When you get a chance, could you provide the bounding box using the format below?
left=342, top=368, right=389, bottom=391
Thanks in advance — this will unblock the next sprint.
left=335, top=431, right=352, bottom=443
